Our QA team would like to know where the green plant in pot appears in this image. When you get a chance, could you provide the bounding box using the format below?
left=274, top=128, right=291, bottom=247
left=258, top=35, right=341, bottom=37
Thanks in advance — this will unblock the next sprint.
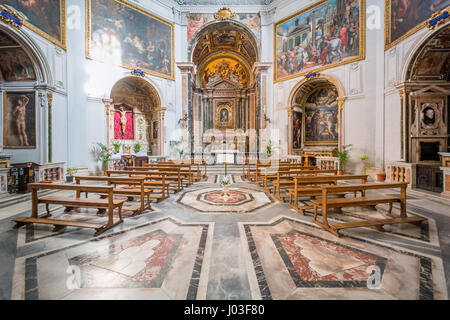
left=333, top=144, right=352, bottom=175
left=66, top=168, right=78, bottom=183
left=360, top=155, right=371, bottom=173
left=112, top=141, right=122, bottom=154
left=266, top=140, right=273, bottom=159
left=134, top=142, right=142, bottom=153
left=92, top=142, right=112, bottom=174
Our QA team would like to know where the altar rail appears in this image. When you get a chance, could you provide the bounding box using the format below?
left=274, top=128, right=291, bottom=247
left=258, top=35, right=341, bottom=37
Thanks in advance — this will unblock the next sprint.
left=386, top=162, right=415, bottom=187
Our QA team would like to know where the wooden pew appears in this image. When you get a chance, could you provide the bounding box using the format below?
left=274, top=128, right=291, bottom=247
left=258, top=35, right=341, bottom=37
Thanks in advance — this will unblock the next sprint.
left=13, top=183, right=125, bottom=236
left=288, top=175, right=369, bottom=214
left=311, top=183, right=426, bottom=237
left=106, top=170, right=169, bottom=202
left=74, top=176, right=151, bottom=216
left=127, top=166, right=184, bottom=192
left=251, top=163, right=317, bottom=185
left=269, top=169, right=338, bottom=196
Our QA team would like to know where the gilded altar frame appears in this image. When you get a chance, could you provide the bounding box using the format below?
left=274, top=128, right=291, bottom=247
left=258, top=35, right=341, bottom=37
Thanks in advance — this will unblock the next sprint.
left=273, top=0, right=366, bottom=83
left=214, top=100, right=235, bottom=129
left=86, top=0, right=175, bottom=80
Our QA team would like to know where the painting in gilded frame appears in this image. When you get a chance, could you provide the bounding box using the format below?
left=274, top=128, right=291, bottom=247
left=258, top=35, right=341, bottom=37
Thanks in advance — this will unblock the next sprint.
left=274, top=0, right=365, bottom=83
left=3, top=91, right=36, bottom=149
left=86, top=0, right=174, bottom=80
left=215, top=101, right=234, bottom=129
left=292, top=111, right=302, bottom=149
left=303, top=87, right=339, bottom=145
left=0, top=1, right=66, bottom=49
left=385, top=0, right=450, bottom=50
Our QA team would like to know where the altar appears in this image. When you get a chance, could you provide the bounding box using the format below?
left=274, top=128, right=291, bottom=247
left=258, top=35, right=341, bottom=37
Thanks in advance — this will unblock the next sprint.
left=215, top=149, right=237, bottom=164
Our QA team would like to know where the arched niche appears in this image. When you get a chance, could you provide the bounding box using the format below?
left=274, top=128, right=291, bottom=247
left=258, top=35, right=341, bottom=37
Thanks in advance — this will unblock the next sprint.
left=0, top=25, right=52, bottom=85
left=0, top=24, right=54, bottom=163
left=396, top=24, right=450, bottom=167
left=107, top=76, right=163, bottom=156
left=286, top=74, right=346, bottom=155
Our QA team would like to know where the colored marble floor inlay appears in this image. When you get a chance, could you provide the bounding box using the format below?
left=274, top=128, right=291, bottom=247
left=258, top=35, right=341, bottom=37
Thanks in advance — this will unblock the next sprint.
left=272, top=231, right=386, bottom=287
left=176, top=187, right=274, bottom=214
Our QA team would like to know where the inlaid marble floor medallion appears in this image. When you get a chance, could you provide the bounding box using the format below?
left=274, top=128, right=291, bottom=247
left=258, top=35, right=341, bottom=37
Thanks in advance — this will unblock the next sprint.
left=240, top=217, right=447, bottom=300
left=176, top=187, right=274, bottom=214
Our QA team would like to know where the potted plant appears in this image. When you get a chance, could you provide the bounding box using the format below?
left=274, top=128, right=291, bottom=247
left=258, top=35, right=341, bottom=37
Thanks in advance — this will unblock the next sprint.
left=360, top=156, right=371, bottom=173
left=220, top=176, right=231, bottom=194
left=112, top=141, right=122, bottom=154
left=376, top=171, right=387, bottom=182
left=134, top=142, right=142, bottom=153
left=266, top=140, right=273, bottom=159
left=66, top=168, right=78, bottom=183
left=92, top=142, right=112, bottom=175
left=333, top=144, right=352, bottom=175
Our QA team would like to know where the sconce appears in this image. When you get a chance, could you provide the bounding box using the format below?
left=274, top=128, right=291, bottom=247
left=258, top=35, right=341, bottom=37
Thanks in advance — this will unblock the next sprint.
left=178, top=113, right=188, bottom=126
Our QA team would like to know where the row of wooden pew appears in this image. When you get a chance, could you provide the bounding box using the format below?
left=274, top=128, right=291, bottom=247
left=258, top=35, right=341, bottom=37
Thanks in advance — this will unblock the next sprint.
left=13, top=161, right=203, bottom=237
left=245, top=160, right=426, bottom=237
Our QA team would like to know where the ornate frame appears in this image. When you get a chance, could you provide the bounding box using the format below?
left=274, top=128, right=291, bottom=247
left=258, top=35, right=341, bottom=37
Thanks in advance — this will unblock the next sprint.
left=273, top=0, right=366, bottom=83
left=3, top=91, right=37, bottom=149
left=214, top=100, right=235, bottom=129
left=385, top=2, right=450, bottom=50
left=85, top=0, right=175, bottom=80
left=0, top=2, right=66, bottom=50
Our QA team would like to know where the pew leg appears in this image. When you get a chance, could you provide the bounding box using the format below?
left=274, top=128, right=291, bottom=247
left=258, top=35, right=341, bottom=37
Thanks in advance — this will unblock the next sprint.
left=45, top=204, right=52, bottom=218
left=386, top=202, right=394, bottom=217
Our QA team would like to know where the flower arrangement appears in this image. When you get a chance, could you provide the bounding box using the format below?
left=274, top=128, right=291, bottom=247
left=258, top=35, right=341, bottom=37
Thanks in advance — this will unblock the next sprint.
left=333, top=144, right=352, bottom=173
left=112, top=141, right=122, bottom=153
left=134, top=142, right=142, bottom=153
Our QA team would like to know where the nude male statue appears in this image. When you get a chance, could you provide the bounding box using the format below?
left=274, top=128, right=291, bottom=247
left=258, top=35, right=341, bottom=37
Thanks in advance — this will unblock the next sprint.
left=12, top=95, right=30, bottom=146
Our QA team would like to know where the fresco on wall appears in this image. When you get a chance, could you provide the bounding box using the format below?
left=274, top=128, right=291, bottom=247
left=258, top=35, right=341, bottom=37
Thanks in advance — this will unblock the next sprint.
left=292, top=111, right=302, bottom=149
left=386, top=0, right=450, bottom=49
left=275, top=0, right=364, bottom=82
left=187, top=12, right=261, bottom=44
left=304, top=87, right=339, bottom=145
left=415, top=51, right=450, bottom=75
left=201, top=58, right=249, bottom=87
left=87, top=0, right=174, bottom=79
left=0, top=48, right=36, bottom=81
left=3, top=91, right=36, bottom=149
left=0, top=0, right=66, bottom=48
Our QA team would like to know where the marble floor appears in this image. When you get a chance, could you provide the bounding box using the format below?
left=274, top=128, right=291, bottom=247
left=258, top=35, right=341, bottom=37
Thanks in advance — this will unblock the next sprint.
left=0, top=175, right=449, bottom=300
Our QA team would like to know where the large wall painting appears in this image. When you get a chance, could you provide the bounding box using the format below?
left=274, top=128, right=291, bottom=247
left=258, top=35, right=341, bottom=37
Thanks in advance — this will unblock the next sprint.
left=0, top=1, right=66, bottom=49
left=188, top=12, right=261, bottom=45
left=3, top=91, right=36, bottom=149
left=303, top=87, right=339, bottom=145
left=274, top=0, right=365, bottom=82
left=385, top=0, right=450, bottom=50
left=87, top=0, right=174, bottom=80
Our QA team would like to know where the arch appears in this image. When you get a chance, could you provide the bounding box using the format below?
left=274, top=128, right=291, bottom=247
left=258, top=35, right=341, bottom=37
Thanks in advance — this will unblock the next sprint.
left=188, top=19, right=260, bottom=65
left=287, top=73, right=346, bottom=109
left=109, top=76, right=163, bottom=155
left=400, top=21, right=450, bottom=82
left=0, top=24, right=53, bottom=85
left=286, top=74, right=346, bottom=154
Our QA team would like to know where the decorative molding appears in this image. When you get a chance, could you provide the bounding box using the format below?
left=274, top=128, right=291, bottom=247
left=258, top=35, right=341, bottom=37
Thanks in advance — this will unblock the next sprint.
left=214, top=7, right=236, bottom=21
left=0, top=6, right=22, bottom=29
left=427, top=7, right=450, bottom=30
